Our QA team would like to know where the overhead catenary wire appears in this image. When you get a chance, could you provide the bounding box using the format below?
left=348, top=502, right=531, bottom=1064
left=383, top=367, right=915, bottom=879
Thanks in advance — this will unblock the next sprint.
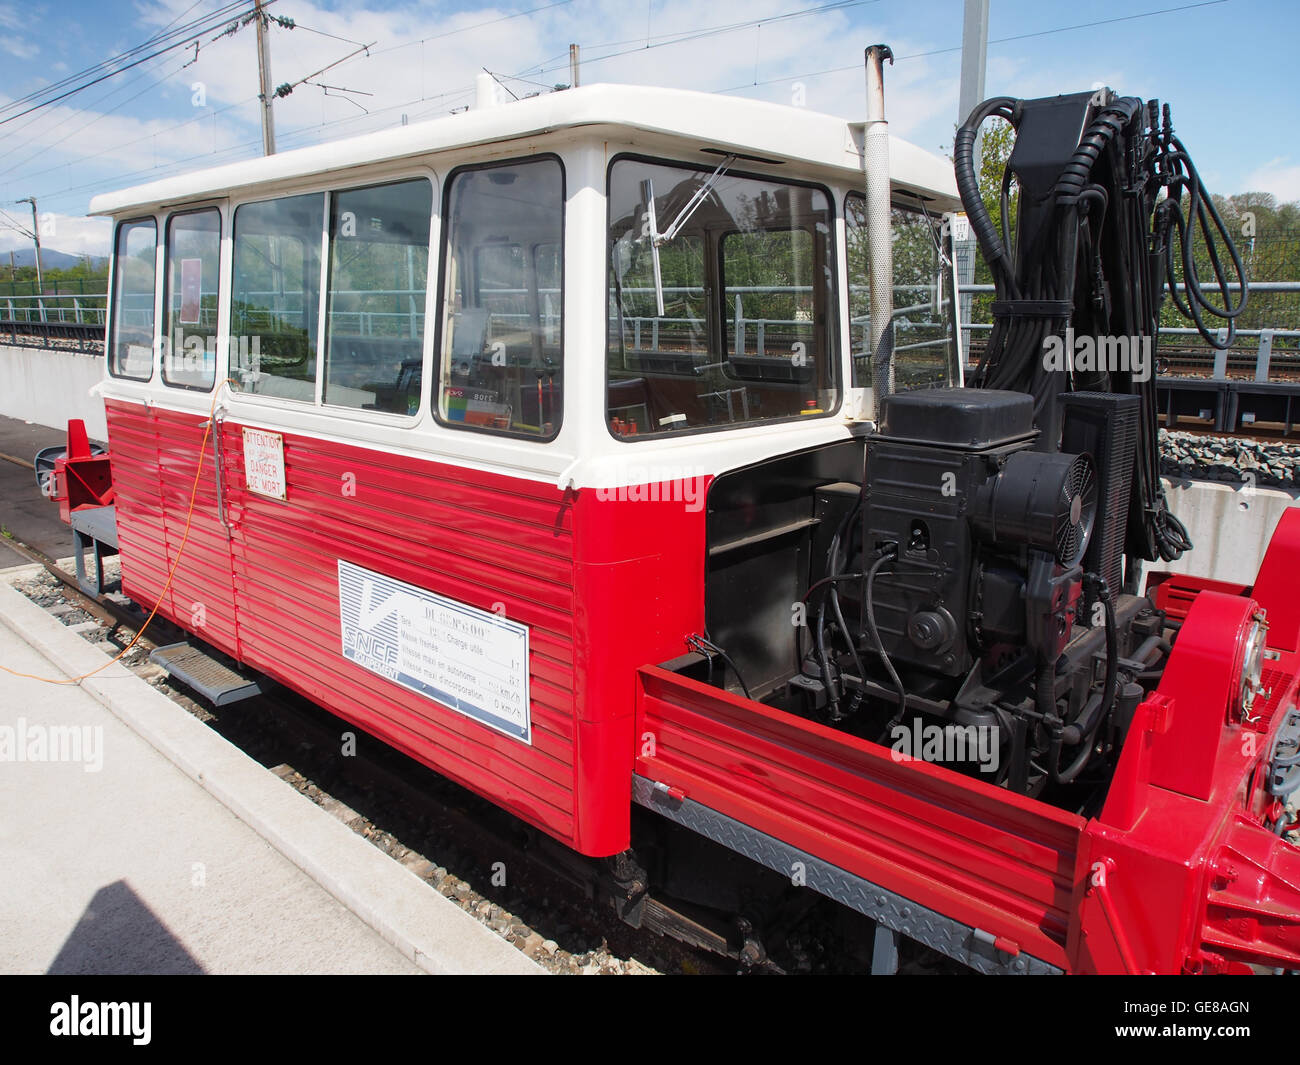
left=0, top=0, right=255, bottom=118
left=711, top=0, right=1230, bottom=94
left=5, top=0, right=1236, bottom=213
left=0, top=1, right=274, bottom=127
left=7, top=0, right=880, bottom=200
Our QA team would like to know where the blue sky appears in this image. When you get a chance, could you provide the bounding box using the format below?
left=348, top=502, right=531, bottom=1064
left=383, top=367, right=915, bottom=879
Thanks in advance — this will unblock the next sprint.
left=0, top=0, right=1294, bottom=256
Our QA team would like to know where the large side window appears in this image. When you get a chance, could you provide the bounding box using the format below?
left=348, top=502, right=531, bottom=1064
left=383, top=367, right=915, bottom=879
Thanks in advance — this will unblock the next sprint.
left=108, top=218, right=157, bottom=381
left=229, top=193, right=324, bottom=402
left=606, top=158, right=836, bottom=438
left=324, top=179, right=433, bottom=415
left=846, top=194, right=958, bottom=391
left=437, top=157, right=564, bottom=439
left=162, top=208, right=220, bottom=390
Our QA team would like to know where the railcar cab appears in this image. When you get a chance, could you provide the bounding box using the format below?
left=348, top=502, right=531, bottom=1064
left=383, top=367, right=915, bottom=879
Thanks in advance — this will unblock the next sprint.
left=93, top=83, right=962, bottom=485
left=89, top=84, right=963, bottom=858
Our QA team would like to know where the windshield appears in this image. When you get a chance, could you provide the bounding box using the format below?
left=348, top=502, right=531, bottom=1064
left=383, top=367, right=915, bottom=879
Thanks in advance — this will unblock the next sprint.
left=607, top=158, right=837, bottom=438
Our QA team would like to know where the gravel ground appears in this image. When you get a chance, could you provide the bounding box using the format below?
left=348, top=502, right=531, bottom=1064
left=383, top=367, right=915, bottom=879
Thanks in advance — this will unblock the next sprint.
left=1160, top=429, right=1300, bottom=489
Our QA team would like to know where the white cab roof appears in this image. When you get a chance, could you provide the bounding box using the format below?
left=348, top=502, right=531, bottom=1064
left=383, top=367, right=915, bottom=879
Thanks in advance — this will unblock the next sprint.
left=88, top=82, right=960, bottom=216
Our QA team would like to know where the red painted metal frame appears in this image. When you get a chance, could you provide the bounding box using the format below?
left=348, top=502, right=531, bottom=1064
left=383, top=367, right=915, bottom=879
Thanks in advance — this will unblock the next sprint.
left=635, top=510, right=1300, bottom=973
left=51, top=418, right=114, bottom=524
left=1076, top=508, right=1300, bottom=973
left=635, top=666, right=1082, bottom=968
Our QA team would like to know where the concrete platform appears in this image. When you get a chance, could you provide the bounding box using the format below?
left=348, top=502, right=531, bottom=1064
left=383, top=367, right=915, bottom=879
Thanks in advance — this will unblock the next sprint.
left=0, top=567, right=541, bottom=975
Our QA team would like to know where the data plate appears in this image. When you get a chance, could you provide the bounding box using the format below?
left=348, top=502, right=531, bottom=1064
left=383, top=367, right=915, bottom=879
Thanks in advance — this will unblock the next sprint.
left=337, top=560, right=530, bottom=743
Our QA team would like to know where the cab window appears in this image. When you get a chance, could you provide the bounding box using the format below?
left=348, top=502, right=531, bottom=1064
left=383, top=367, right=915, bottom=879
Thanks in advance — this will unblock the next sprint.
left=436, top=157, right=564, bottom=439
left=108, top=218, right=157, bottom=381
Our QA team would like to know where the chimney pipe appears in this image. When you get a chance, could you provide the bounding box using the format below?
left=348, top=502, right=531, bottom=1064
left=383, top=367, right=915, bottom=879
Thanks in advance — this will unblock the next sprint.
left=863, top=44, right=895, bottom=416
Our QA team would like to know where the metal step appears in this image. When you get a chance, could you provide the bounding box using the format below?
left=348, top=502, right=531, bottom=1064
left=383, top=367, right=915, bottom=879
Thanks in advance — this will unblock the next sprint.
left=149, top=642, right=269, bottom=706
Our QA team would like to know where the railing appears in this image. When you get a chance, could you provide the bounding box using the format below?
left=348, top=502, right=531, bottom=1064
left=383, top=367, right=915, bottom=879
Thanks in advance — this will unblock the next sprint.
left=4, top=279, right=1297, bottom=385
left=2, top=291, right=109, bottom=326
left=962, top=281, right=1300, bottom=382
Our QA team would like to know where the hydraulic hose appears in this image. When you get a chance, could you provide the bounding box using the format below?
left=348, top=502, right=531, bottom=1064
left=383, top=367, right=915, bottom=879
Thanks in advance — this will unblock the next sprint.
left=954, top=89, right=1246, bottom=564
left=865, top=546, right=908, bottom=736
left=953, top=96, right=1019, bottom=295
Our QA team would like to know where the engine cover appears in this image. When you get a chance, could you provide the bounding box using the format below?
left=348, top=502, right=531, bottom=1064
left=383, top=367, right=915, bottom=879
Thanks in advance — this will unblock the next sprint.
left=861, top=388, right=1095, bottom=679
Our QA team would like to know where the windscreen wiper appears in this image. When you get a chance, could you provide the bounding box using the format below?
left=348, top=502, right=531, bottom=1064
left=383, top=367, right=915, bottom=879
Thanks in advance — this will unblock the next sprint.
left=641, top=153, right=736, bottom=316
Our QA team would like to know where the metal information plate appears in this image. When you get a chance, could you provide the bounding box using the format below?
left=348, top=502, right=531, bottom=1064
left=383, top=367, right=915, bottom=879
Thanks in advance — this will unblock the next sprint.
left=242, top=427, right=286, bottom=500
left=337, top=560, right=531, bottom=744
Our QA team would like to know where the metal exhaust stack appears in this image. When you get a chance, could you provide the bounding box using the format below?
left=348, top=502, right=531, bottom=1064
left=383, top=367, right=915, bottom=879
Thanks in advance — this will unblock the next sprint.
left=475, top=72, right=500, bottom=110
left=863, top=44, right=894, bottom=416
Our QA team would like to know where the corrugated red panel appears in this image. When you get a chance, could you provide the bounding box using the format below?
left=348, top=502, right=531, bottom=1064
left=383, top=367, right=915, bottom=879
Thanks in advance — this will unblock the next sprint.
left=105, top=400, right=171, bottom=616
left=103, top=399, right=711, bottom=855
left=636, top=665, right=1082, bottom=969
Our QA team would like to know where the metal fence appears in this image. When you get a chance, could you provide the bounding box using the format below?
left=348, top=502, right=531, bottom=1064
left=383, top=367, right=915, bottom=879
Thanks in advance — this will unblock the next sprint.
left=5, top=280, right=1299, bottom=385
left=962, top=281, right=1300, bottom=383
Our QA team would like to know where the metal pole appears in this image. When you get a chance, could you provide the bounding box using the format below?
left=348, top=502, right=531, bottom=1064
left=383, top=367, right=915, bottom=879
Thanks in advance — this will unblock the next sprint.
left=1255, top=329, right=1274, bottom=383
left=21, top=196, right=43, bottom=294
left=957, top=0, right=990, bottom=172
left=955, top=0, right=988, bottom=360
left=255, top=0, right=277, bottom=155
left=569, top=43, right=580, bottom=88
left=863, top=44, right=894, bottom=413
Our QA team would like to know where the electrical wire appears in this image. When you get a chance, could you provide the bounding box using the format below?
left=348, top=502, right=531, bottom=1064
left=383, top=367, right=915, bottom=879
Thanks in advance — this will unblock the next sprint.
left=0, top=1, right=270, bottom=127
left=687, top=632, right=752, bottom=700
left=0, top=382, right=229, bottom=685
left=712, top=0, right=1230, bottom=95
left=9, top=0, right=1232, bottom=210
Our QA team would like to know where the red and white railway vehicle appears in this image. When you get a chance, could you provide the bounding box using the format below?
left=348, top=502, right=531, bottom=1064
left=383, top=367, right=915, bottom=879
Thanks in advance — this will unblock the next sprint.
left=75, top=75, right=1300, bottom=974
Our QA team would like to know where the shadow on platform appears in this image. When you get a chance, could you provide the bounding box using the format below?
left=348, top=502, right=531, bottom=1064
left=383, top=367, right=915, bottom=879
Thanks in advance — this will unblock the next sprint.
left=46, top=879, right=206, bottom=975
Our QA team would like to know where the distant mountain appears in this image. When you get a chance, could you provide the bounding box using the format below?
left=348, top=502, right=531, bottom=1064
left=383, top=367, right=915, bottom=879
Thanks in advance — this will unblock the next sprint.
left=2, top=247, right=108, bottom=270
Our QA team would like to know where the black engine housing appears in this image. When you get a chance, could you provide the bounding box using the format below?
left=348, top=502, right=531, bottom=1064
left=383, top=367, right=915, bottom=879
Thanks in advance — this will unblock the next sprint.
left=860, top=387, right=1097, bottom=683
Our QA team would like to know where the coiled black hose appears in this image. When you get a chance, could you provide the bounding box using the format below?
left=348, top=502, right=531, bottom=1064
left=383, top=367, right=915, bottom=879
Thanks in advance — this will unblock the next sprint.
left=953, top=96, right=1019, bottom=297
left=952, top=90, right=1241, bottom=564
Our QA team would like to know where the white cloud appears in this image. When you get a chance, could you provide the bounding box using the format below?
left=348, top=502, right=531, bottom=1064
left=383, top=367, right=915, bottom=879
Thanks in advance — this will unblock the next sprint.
left=0, top=37, right=39, bottom=60
left=0, top=1, right=37, bottom=57
left=1241, top=158, right=1300, bottom=206
left=3, top=0, right=972, bottom=209
left=0, top=210, right=111, bottom=257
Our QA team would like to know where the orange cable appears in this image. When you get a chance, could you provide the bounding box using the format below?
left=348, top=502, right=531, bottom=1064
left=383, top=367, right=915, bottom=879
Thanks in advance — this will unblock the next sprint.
left=1, top=383, right=229, bottom=685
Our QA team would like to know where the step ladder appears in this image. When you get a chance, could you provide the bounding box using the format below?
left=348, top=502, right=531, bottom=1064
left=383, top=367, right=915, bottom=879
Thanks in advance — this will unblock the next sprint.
left=149, top=642, right=270, bottom=706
